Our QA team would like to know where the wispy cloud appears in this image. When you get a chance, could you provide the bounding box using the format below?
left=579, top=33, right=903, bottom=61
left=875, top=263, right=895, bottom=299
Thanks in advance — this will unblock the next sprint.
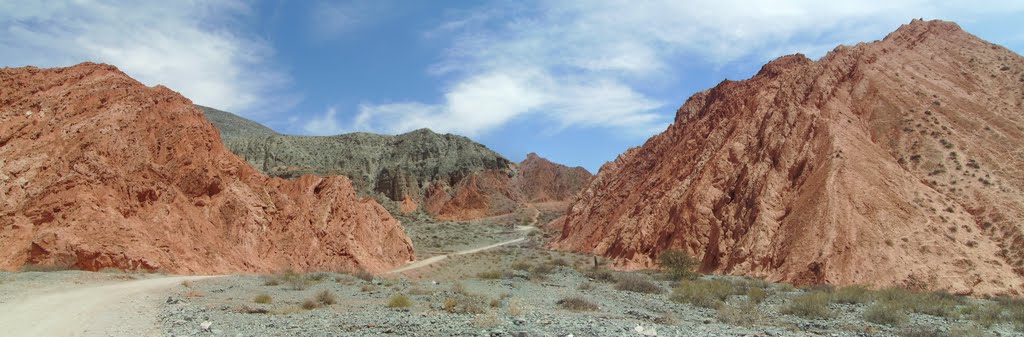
left=307, top=0, right=396, bottom=41
left=0, top=0, right=293, bottom=117
left=304, top=107, right=345, bottom=135
left=331, top=0, right=1024, bottom=137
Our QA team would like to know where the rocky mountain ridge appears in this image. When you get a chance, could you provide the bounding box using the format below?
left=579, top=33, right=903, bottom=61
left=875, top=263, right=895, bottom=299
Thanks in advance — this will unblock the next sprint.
left=0, top=63, right=414, bottom=274
left=553, top=20, right=1024, bottom=296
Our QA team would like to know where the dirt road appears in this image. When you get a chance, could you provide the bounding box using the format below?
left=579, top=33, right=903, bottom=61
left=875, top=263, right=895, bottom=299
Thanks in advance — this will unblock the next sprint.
left=386, top=226, right=536, bottom=275
left=0, top=275, right=215, bottom=337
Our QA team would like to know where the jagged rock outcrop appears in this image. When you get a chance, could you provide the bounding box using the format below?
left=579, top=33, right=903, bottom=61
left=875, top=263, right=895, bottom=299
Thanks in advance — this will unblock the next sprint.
left=202, top=108, right=592, bottom=220
left=514, top=153, right=593, bottom=203
left=554, top=20, right=1024, bottom=295
left=0, top=63, right=414, bottom=274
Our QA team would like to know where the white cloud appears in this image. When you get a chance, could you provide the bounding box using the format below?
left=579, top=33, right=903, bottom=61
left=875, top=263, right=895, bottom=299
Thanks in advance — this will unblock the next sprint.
left=308, top=0, right=396, bottom=41
left=340, top=0, right=1024, bottom=138
left=0, top=0, right=292, bottom=116
left=304, top=107, right=345, bottom=135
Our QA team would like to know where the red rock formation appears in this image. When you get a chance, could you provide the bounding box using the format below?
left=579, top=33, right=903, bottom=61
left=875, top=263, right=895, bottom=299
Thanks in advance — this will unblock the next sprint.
left=0, top=63, right=414, bottom=274
left=424, top=170, right=524, bottom=221
left=554, top=20, right=1024, bottom=295
left=514, top=153, right=592, bottom=203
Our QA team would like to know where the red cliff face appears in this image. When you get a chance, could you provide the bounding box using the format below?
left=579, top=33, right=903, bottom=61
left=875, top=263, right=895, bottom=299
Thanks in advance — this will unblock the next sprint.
left=514, top=153, right=593, bottom=203
left=553, top=20, right=1024, bottom=295
left=0, top=63, right=414, bottom=274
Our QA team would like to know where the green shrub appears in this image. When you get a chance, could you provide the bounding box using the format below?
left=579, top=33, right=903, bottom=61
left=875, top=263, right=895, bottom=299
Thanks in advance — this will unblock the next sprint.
left=558, top=295, right=599, bottom=311
left=747, top=287, right=768, bottom=304
left=670, top=279, right=737, bottom=309
left=658, top=249, right=698, bottom=281
left=386, top=294, right=413, bottom=308
left=864, top=302, right=908, bottom=326
left=832, top=285, right=873, bottom=304
left=253, top=294, right=272, bottom=304
left=781, top=291, right=833, bottom=319
left=614, top=274, right=664, bottom=294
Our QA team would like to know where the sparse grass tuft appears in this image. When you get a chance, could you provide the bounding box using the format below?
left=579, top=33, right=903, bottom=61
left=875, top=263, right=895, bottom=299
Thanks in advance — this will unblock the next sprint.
left=864, top=302, right=908, bottom=326
left=781, top=291, right=833, bottom=319
left=717, top=302, right=764, bottom=326
left=507, top=298, right=524, bottom=316
left=315, top=290, right=336, bottom=306
left=659, top=249, right=699, bottom=281
left=557, top=295, right=598, bottom=311
left=511, top=260, right=533, bottom=271
left=254, top=294, right=272, bottom=304
left=614, top=274, right=664, bottom=294
left=386, top=293, right=413, bottom=309
left=670, top=279, right=738, bottom=309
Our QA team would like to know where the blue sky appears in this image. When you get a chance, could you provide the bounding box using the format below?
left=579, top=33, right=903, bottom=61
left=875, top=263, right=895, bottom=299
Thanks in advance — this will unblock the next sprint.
left=2, top=1, right=1023, bottom=172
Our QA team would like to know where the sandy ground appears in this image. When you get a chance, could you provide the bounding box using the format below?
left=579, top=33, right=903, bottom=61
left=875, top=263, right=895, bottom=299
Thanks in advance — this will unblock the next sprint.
left=386, top=225, right=535, bottom=274
left=0, top=274, right=216, bottom=337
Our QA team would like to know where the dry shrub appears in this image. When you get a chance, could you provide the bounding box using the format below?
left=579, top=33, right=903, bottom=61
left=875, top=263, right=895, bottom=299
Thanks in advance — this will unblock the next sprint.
left=477, top=270, right=504, bottom=280
left=670, top=279, right=737, bottom=309
left=442, top=294, right=488, bottom=314
left=407, top=286, right=434, bottom=296
left=473, top=311, right=500, bottom=328
left=614, top=274, right=664, bottom=294
left=511, top=260, right=533, bottom=271
left=864, top=302, right=908, bottom=326
left=557, top=295, right=598, bottom=311
left=254, top=294, right=272, bottom=304
left=354, top=269, right=374, bottom=282
left=181, top=280, right=193, bottom=288
left=586, top=268, right=617, bottom=283
left=717, top=302, right=764, bottom=326
left=875, top=287, right=961, bottom=318
left=832, top=285, right=873, bottom=304
left=263, top=269, right=309, bottom=290
left=184, top=290, right=204, bottom=299
left=316, top=290, right=336, bottom=305
left=489, top=298, right=501, bottom=308
left=386, top=293, right=413, bottom=308
left=508, top=299, right=524, bottom=317
left=301, top=299, right=320, bottom=310
left=781, top=292, right=833, bottom=319
left=361, top=284, right=379, bottom=292
left=578, top=282, right=595, bottom=291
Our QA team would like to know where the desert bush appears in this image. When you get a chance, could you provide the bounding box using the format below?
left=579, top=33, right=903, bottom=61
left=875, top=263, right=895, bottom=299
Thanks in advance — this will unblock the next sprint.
left=489, top=298, right=501, bottom=308
left=831, top=285, right=873, bottom=304
left=747, top=287, right=768, bottom=304
left=20, top=262, right=75, bottom=272
left=507, top=298, right=524, bottom=316
left=586, top=268, right=618, bottom=283
left=361, top=284, right=379, bottom=292
left=864, top=302, right=909, bottom=326
left=407, top=286, right=434, bottom=296
left=442, top=295, right=487, bottom=314
left=263, top=269, right=309, bottom=290
left=254, top=294, right=272, bottom=304
left=658, top=249, right=699, bottom=281
left=670, top=279, right=737, bottom=309
left=477, top=270, right=504, bottom=280
left=960, top=303, right=1001, bottom=327
left=511, top=260, right=533, bottom=271
left=301, top=298, right=320, bottom=310
left=354, top=269, right=374, bottom=282
left=781, top=291, right=833, bottom=319
left=717, top=302, right=764, bottom=326
left=386, top=293, right=413, bottom=308
left=532, top=263, right=555, bottom=275
left=307, top=272, right=330, bottom=282
left=897, top=326, right=949, bottom=337
left=614, top=274, right=664, bottom=294
left=316, top=290, right=336, bottom=305
left=875, top=287, right=960, bottom=318
left=551, top=257, right=570, bottom=267
left=557, top=295, right=598, bottom=311
left=473, top=311, right=500, bottom=328
left=181, top=280, right=193, bottom=288
left=578, top=282, right=595, bottom=291
left=949, top=323, right=993, bottom=337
